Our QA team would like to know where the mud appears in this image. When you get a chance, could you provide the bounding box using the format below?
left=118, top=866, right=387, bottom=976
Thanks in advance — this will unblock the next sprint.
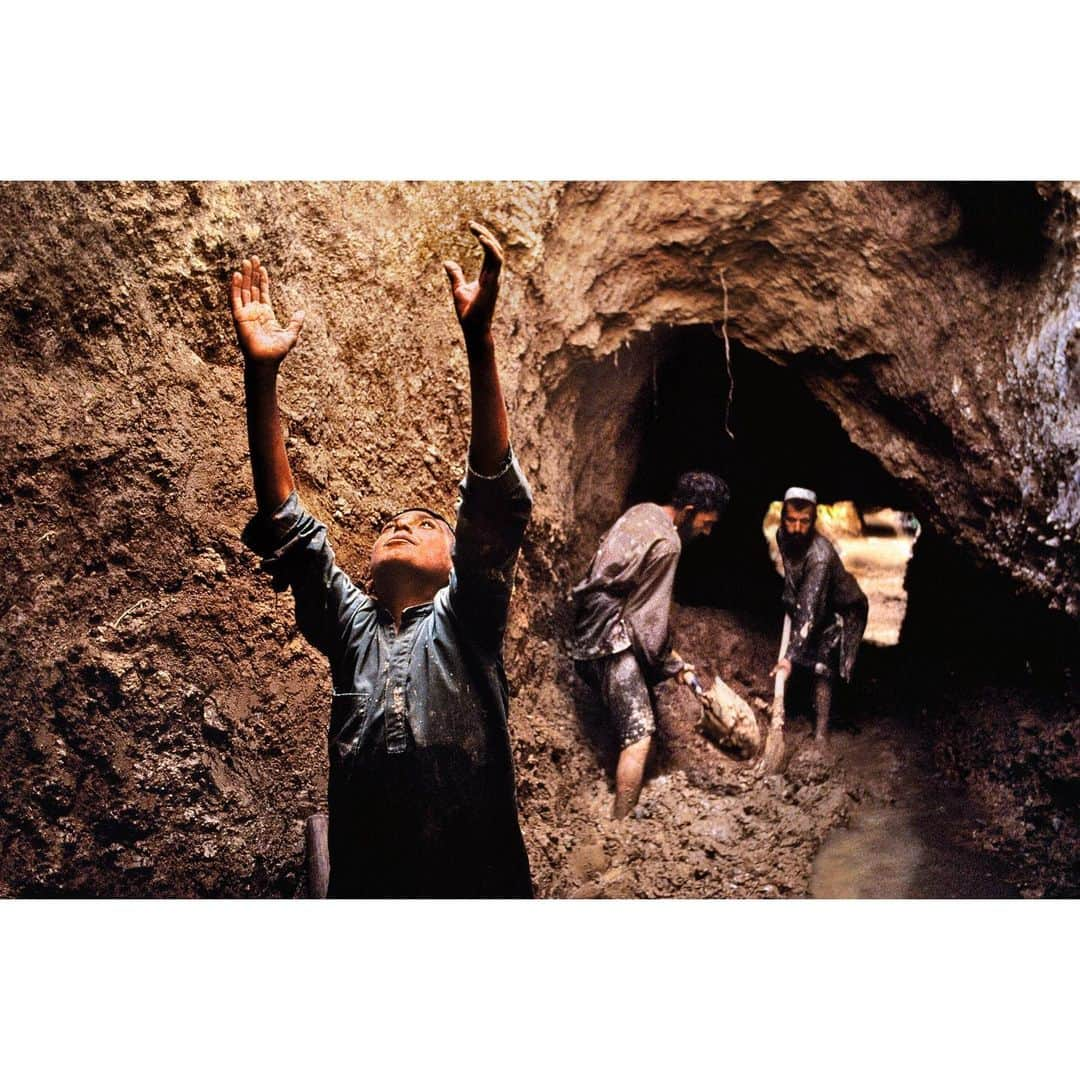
left=528, top=532, right=1072, bottom=900
left=810, top=721, right=1021, bottom=900
left=530, top=606, right=850, bottom=898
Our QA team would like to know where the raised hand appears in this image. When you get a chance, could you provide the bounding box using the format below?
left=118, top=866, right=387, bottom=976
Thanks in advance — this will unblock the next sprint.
left=230, top=256, right=305, bottom=367
left=443, top=221, right=503, bottom=336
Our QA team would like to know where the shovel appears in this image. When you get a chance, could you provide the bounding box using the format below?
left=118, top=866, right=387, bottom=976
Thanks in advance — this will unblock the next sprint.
left=757, top=614, right=791, bottom=775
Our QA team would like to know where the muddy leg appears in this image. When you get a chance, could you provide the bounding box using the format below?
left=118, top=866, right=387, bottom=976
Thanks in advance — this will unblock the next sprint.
left=614, top=734, right=652, bottom=819
left=813, top=675, right=832, bottom=743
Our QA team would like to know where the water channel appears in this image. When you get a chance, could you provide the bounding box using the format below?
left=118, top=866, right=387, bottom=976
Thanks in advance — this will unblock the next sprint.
left=809, top=713, right=1019, bottom=899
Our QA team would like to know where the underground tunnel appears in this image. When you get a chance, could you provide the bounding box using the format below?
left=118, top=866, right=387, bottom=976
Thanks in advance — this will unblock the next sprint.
left=558, top=319, right=1078, bottom=896
left=564, top=320, right=1078, bottom=681
left=565, top=324, right=920, bottom=640
left=564, top=325, right=925, bottom=735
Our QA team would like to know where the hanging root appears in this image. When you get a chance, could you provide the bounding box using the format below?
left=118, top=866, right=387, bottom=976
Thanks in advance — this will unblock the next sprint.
left=715, top=267, right=735, bottom=440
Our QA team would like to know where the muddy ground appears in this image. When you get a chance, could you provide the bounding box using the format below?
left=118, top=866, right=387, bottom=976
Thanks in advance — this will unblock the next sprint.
left=530, top=604, right=854, bottom=899
left=526, top=600, right=1075, bottom=900
left=522, top=532, right=1075, bottom=900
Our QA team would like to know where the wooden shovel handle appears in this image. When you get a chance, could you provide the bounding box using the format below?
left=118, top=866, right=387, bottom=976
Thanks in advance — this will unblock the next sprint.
left=771, top=615, right=792, bottom=726
left=305, top=813, right=330, bottom=899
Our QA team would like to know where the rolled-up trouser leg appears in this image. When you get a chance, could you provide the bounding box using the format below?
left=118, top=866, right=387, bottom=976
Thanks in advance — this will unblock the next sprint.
left=592, top=651, right=657, bottom=818
left=601, top=651, right=657, bottom=750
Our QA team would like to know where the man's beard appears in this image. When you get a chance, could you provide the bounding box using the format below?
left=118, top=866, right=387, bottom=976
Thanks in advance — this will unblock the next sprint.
left=778, top=525, right=814, bottom=559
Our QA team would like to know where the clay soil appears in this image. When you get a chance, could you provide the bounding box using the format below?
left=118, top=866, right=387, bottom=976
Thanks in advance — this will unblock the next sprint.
left=534, top=603, right=858, bottom=899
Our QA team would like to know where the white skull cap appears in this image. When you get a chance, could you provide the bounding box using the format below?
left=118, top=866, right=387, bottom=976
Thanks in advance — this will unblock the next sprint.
left=783, top=486, right=818, bottom=504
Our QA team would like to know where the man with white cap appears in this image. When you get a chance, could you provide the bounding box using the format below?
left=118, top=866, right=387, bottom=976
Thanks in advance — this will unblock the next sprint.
left=771, top=486, right=868, bottom=743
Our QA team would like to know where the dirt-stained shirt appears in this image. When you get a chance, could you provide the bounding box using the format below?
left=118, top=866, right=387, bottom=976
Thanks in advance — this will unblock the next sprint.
left=241, top=453, right=533, bottom=898
left=569, top=502, right=684, bottom=683
left=780, top=530, right=868, bottom=682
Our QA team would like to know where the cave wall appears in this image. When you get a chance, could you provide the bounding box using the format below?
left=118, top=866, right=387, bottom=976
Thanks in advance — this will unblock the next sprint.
left=1, top=181, right=1077, bottom=895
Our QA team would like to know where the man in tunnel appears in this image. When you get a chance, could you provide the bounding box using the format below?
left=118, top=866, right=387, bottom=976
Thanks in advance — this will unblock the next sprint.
left=771, top=486, right=869, bottom=744
left=230, top=223, right=534, bottom=897
left=569, top=472, right=730, bottom=819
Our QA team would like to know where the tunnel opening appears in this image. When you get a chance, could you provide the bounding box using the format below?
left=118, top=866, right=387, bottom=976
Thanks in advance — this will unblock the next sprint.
left=562, top=321, right=1078, bottom=728
left=619, top=326, right=914, bottom=620
left=614, top=326, right=927, bottom=739
left=945, top=181, right=1052, bottom=277
left=561, top=319, right=1080, bottom=678
left=567, top=324, right=1077, bottom=683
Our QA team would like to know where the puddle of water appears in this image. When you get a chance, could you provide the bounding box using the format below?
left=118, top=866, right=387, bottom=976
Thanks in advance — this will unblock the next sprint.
left=760, top=507, right=1020, bottom=899
left=810, top=781, right=1019, bottom=899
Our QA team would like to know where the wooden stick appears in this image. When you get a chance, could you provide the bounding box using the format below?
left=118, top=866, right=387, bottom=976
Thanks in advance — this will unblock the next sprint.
left=305, top=813, right=330, bottom=899
left=772, top=615, right=792, bottom=727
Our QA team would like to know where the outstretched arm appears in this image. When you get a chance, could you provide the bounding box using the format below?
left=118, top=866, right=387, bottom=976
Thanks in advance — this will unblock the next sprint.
left=444, top=221, right=509, bottom=474
left=233, top=259, right=366, bottom=663
left=443, top=223, right=532, bottom=653
left=230, top=256, right=306, bottom=512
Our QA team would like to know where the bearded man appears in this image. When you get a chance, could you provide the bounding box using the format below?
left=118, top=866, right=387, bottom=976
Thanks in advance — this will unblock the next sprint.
left=771, top=486, right=868, bottom=743
left=569, top=472, right=730, bottom=818
left=232, top=223, right=533, bottom=898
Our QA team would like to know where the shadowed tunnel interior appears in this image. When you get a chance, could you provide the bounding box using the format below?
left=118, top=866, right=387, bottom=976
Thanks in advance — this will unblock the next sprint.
left=623, top=327, right=912, bottom=616
left=946, top=181, right=1054, bottom=276
left=556, top=307, right=1077, bottom=898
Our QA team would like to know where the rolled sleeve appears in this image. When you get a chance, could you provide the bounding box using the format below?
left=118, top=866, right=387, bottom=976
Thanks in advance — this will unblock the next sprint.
left=447, top=451, right=533, bottom=653
left=242, top=492, right=319, bottom=592
left=242, top=491, right=366, bottom=662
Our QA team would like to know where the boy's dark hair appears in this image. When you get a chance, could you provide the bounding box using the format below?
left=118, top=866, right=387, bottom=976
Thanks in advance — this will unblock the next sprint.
left=670, top=471, right=730, bottom=514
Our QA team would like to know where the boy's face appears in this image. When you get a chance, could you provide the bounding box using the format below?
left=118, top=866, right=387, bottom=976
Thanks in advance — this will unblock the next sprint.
left=369, top=510, right=454, bottom=597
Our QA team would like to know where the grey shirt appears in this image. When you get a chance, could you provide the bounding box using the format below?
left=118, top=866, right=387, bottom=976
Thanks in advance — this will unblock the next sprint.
left=569, top=502, right=684, bottom=683
left=242, top=453, right=533, bottom=898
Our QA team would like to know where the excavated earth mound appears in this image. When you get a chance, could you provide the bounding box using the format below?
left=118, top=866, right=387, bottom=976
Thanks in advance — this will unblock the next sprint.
left=1, top=181, right=1077, bottom=896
